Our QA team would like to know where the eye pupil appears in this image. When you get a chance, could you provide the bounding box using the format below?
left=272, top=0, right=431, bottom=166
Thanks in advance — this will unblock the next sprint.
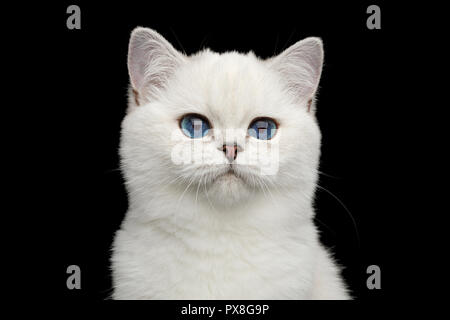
left=180, top=115, right=210, bottom=138
left=248, top=118, right=277, bottom=140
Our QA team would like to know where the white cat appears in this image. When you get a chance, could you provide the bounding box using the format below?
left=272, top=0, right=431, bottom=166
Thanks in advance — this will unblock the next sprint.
left=111, top=27, right=350, bottom=299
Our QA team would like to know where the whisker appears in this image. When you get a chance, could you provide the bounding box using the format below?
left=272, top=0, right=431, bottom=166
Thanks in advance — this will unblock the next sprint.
left=318, top=170, right=341, bottom=179
left=259, top=177, right=278, bottom=206
left=199, top=31, right=211, bottom=51
left=177, top=176, right=195, bottom=206
left=203, top=173, right=217, bottom=213
left=273, top=32, right=280, bottom=56
left=169, top=27, right=187, bottom=55
left=280, top=28, right=297, bottom=53
left=316, top=185, right=361, bottom=248
left=195, top=173, right=203, bottom=214
left=103, top=167, right=121, bottom=174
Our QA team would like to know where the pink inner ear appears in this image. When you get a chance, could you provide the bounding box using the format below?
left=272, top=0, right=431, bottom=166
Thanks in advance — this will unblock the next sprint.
left=307, top=99, right=312, bottom=112
left=269, top=37, right=323, bottom=106
left=128, top=36, right=154, bottom=93
left=127, top=28, right=185, bottom=104
left=132, top=89, right=140, bottom=106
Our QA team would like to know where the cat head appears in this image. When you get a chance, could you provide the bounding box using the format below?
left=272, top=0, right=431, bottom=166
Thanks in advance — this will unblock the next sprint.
left=121, top=27, right=323, bottom=209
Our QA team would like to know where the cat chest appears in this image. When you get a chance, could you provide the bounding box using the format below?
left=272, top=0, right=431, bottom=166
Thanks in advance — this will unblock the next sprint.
left=124, top=226, right=313, bottom=298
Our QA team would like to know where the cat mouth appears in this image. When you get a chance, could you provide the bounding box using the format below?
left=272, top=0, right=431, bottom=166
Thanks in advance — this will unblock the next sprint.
left=216, top=166, right=242, bottom=181
left=217, top=165, right=255, bottom=187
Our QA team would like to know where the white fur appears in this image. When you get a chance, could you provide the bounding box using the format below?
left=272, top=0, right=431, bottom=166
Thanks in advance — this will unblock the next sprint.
left=111, top=27, right=350, bottom=299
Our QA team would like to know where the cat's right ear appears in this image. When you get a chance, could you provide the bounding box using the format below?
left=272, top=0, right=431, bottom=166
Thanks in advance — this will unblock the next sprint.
left=268, top=37, right=324, bottom=111
left=128, top=27, right=185, bottom=106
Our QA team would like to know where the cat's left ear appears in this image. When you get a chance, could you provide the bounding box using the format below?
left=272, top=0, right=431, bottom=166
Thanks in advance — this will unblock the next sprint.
left=127, top=27, right=186, bottom=106
left=268, top=37, right=324, bottom=111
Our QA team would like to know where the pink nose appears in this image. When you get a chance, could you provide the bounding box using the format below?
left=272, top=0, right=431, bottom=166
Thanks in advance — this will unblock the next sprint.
left=222, top=144, right=238, bottom=162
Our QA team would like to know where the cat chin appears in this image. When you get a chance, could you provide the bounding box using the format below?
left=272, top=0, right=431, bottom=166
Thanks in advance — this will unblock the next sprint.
left=206, top=172, right=252, bottom=206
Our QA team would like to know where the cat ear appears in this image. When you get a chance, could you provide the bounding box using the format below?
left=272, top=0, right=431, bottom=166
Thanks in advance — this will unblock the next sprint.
left=269, top=37, right=324, bottom=109
left=128, top=27, right=185, bottom=105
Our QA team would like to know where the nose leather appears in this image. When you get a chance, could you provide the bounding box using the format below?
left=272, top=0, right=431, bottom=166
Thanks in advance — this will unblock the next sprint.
left=222, top=144, right=238, bottom=162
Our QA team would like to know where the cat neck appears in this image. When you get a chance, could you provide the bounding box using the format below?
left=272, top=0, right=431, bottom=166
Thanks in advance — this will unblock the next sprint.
left=125, top=184, right=315, bottom=234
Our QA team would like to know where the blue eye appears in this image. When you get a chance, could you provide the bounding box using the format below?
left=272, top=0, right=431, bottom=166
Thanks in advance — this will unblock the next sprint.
left=180, top=114, right=211, bottom=138
left=248, top=118, right=277, bottom=140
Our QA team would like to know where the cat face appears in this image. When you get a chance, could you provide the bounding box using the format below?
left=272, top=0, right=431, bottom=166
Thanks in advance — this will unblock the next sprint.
left=121, top=28, right=323, bottom=208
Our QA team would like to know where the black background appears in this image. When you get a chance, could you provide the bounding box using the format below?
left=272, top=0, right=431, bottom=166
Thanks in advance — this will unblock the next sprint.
left=18, top=0, right=419, bottom=308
